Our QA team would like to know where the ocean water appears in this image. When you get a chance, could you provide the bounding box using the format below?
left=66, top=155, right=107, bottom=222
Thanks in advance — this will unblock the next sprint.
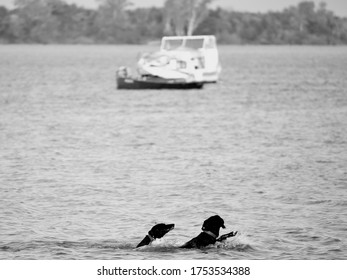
left=0, top=45, right=346, bottom=260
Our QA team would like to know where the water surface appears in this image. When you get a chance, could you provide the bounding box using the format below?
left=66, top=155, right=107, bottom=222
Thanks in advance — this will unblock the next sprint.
left=0, top=45, right=346, bottom=259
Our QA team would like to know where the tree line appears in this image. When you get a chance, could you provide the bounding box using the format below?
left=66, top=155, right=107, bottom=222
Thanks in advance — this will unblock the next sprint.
left=0, top=0, right=346, bottom=44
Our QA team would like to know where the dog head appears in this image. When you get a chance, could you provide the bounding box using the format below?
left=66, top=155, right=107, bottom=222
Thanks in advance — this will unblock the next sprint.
left=201, top=215, right=225, bottom=236
left=148, top=223, right=175, bottom=239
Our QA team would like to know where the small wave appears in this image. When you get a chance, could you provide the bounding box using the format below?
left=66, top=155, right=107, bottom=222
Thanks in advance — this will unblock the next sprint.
left=316, top=160, right=335, bottom=164
left=306, top=199, right=332, bottom=205
left=0, top=246, right=11, bottom=251
left=333, top=200, right=347, bottom=207
left=322, top=237, right=342, bottom=245
left=215, top=241, right=255, bottom=252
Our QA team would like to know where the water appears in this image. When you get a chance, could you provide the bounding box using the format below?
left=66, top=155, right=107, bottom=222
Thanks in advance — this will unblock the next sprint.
left=0, top=45, right=346, bottom=260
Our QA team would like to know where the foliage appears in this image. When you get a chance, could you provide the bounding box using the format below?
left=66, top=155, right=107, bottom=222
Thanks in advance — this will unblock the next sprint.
left=0, top=0, right=346, bottom=44
left=163, top=0, right=213, bottom=36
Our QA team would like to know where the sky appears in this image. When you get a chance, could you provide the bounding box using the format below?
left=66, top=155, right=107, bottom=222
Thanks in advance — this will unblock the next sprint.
left=0, top=0, right=346, bottom=17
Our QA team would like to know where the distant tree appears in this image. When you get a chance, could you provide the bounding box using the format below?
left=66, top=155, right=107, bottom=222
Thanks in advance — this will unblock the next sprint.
left=128, top=7, right=164, bottom=42
left=164, top=0, right=213, bottom=35
left=0, top=6, right=11, bottom=42
left=53, top=3, right=97, bottom=43
left=257, top=12, right=284, bottom=44
left=187, top=0, right=213, bottom=35
left=95, top=0, right=133, bottom=42
left=96, top=0, right=132, bottom=24
left=13, top=0, right=65, bottom=43
left=163, top=0, right=186, bottom=35
left=1, top=0, right=347, bottom=44
left=195, top=8, right=240, bottom=43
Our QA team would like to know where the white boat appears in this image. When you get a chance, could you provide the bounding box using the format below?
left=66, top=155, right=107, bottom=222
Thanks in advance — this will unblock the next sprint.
left=116, top=35, right=221, bottom=89
left=138, top=35, right=221, bottom=83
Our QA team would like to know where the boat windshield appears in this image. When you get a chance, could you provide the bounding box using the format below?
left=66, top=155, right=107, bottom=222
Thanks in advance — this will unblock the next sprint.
left=163, top=38, right=205, bottom=50
left=185, top=38, right=204, bottom=49
left=162, top=39, right=184, bottom=50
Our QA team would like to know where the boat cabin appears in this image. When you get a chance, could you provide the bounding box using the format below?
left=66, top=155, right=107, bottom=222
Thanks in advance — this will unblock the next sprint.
left=160, top=35, right=221, bottom=82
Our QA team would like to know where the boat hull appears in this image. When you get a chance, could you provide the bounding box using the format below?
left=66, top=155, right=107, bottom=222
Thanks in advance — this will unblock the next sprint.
left=117, top=76, right=204, bottom=90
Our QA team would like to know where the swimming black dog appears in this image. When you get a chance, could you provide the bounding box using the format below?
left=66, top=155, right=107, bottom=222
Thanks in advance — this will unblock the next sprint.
left=180, top=215, right=237, bottom=249
left=136, top=223, right=175, bottom=248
